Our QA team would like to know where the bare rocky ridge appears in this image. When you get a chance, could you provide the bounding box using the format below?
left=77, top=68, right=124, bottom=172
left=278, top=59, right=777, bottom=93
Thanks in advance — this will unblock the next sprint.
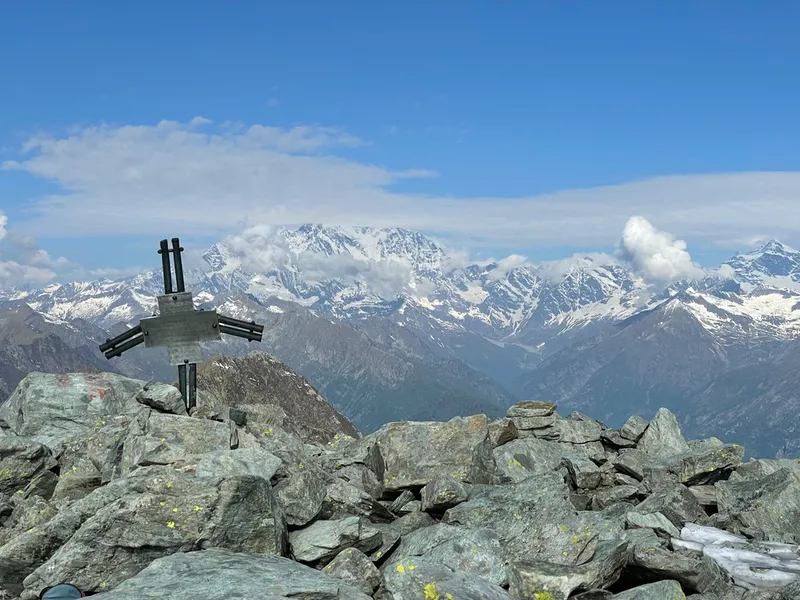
left=2, top=371, right=800, bottom=599
left=195, top=350, right=360, bottom=444
left=0, top=305, right=114, bottom=401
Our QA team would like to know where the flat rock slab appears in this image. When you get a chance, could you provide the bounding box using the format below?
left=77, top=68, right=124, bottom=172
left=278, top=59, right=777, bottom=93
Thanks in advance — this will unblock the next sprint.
left=507, top=401, right=557, bottom=418
left=383, top=558, right=513, bottom=600
left=194, top=447, right=282, bottom=481
left=89, top=547, right=372, bottom=599
left=0, top=372, right=149, bottom=448
left=121, top=412, right=237, bottom=473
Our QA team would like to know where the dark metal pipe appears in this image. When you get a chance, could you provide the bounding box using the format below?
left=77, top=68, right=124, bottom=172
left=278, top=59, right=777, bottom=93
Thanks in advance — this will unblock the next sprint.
left=218, top=324, right=263, bottom=342
left=188, top=363, right=197, bottom=412
left=158, top=239, right=173, bottom=294
left=103, top=334, right=145, bottom=359
left=171, top=238, right=185, bottom=293
left=218, top=315, right=265, bottom=333
left=99, top=325, right=143, bottom=353
left=177, top=364, right=187, bottom=406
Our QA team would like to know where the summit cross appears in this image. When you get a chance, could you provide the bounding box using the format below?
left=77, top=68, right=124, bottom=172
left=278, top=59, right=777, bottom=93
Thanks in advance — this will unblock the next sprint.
left=98, top=237, right=264, bottom=411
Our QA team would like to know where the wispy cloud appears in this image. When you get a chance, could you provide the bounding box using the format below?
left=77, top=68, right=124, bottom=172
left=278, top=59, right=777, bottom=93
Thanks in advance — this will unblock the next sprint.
left=2, top=117, right=800, bottom=251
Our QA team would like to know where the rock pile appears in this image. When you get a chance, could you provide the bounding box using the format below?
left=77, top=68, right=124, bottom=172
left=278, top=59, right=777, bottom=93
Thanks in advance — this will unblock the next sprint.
left=1, top=374, right=800, bottom=599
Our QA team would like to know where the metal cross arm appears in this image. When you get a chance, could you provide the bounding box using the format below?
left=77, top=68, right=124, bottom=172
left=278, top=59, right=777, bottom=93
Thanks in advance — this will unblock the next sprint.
left=99, top=324, right=145, bottom=359
left=98, top=237, right=265, bottom=411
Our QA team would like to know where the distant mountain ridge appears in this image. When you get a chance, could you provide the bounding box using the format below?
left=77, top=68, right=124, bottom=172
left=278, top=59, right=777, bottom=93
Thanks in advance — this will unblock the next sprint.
left=2, top=225, right=800, bottom=456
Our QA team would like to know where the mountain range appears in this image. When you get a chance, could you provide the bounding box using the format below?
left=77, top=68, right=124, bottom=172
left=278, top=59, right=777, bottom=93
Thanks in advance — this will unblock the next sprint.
left=1, top=224, right=800, bottom=458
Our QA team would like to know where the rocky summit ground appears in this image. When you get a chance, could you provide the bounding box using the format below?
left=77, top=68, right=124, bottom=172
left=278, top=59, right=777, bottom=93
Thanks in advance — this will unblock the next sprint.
left=1, top=372, right=800, bottom=599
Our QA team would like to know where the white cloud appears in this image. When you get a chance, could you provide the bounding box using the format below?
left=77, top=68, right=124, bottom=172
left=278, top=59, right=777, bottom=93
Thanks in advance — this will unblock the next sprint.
left=617, top=216, right=705, bottom=284
left=224, top=225, right=421, bottom=298
left=0, top=260, right=56, bottom=286
left=2, top=118, right=800, bottom=251
left=6, top=232, right=70, bottom=269
left=0, top=214, right=72, bottom=288
left=483, top=254, right=532, bottom=281
left=716, top=264, right=736, bottom=279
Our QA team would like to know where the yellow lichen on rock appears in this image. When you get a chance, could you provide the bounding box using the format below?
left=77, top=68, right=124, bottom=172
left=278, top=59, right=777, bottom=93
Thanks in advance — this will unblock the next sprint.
left=423, top=582, right=440, bottom=599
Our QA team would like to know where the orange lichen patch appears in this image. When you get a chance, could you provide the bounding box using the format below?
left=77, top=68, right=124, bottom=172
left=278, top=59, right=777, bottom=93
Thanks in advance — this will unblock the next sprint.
left=467, top=415, right=485, bottom=432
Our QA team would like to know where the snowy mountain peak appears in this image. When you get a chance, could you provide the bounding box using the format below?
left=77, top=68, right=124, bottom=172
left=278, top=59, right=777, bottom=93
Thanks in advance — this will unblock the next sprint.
left=758, top=239, right=796, bottom=255
left=203, top=242, right=240, bottom=273
left=723, top=238, right=800, bottom=290
left=275, top=224, right=446, bottom=270
left=731, top=239, right=798, bottom=264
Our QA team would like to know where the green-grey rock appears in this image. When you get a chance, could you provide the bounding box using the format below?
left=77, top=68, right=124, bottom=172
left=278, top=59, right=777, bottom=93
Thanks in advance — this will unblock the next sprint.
left=194, top=446, right=282, bottom=481
left=612, top=579, right=686, bottom=599
left=89, top=547, right=372, bottom=599
left=369, top=416, right=495, bottom=492
left=507, top=538, right=627, bottom=600
left=420, top=475, right=468, bottom=512
left=715, top=468, right=800, bottom=541
left=289, top=516, right=382, bottom=565
left=0, top=437, right=57, bottom=496
left=19, top=466, right=288, bottom=597
left=388, top=523, right=507, bottom=587
left=383, top=558, right=513, bottom=600
left=634, top=484, right=706, bottom=528
left=134, top=382, right=187, bottom=416
left=620, top=415, right=649, bottom=443
left=323, top=547, right=383, bottom=595
left=637, top=408, right=690, bottom=458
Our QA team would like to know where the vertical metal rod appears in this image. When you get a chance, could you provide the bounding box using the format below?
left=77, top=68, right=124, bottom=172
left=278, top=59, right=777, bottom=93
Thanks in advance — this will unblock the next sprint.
left=188, top=363, right=197, bottom=412
left=171, top=237, right=185, bottom=293
left=177, top=364, right=187, bottom=407
left=159, top=239, right=173, bottom=294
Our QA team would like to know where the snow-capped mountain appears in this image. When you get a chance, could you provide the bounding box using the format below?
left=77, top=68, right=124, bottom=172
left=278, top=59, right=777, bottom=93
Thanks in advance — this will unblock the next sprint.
left=723, top=239, right=800, bottom=291
left=3, top=225, right=800, bottom=456
left=2, top=225, right=651, bottom=341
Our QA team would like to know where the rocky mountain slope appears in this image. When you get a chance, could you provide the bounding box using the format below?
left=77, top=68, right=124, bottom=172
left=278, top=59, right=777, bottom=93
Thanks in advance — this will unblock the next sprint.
left=0, top=305, right=115, bottom=399
left=196, top=350, right=360, bottom=444
left=2, top=371, right=800, bottom=598
left=3, top=226, right=800, bottom=457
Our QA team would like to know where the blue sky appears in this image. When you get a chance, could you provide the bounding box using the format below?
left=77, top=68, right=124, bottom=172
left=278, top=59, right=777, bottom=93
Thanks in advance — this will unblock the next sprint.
left=1, top=2, right=799, bottom=284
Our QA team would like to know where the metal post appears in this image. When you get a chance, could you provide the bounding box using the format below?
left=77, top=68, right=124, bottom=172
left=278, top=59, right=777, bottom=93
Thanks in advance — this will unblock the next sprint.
left=171, top=238, right=185, bottom=293
left=158, top=239, right=173, bottom=294
left=177, top=364, right=187, bottom=407
left=188, top=363, right=197, bottom=412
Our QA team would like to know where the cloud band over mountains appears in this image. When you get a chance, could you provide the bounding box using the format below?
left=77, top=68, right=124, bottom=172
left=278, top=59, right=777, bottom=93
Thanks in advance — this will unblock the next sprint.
left=2, top=117, right=800, bottom=251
